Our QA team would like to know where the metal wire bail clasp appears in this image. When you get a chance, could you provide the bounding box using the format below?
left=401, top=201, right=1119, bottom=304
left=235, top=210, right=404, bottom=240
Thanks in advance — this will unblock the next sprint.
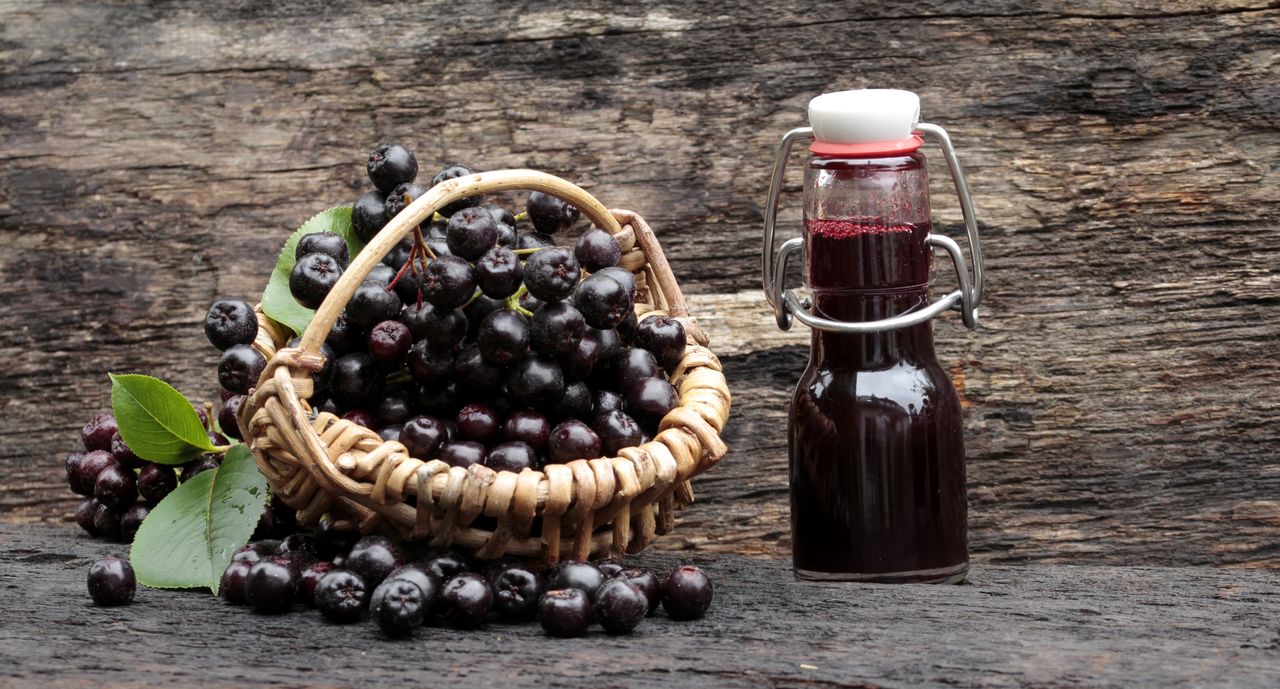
left=761, top=123, right=986, bottom=333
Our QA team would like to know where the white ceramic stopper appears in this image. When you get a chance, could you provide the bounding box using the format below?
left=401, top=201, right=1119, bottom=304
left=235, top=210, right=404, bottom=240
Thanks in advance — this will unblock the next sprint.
left=807, top=89, right=920, bottom=144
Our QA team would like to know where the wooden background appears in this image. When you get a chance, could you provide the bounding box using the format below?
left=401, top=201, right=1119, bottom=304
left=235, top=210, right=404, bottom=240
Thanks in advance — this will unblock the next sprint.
left=1, top=0, right=1277, bottom=568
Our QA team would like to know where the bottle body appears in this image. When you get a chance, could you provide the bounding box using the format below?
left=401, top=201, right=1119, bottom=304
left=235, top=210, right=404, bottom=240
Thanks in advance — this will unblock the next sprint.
left=788, top=152, right=968, bottom=583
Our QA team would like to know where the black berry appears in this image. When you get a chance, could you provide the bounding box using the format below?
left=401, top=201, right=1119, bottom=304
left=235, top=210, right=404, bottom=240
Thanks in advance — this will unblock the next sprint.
left=408, top=342, right=454, bottom=384
left=446, top=206, right=500, bottom=261
left=367, top=143, right=419, bottom=193
left=220, top=560, right=252, bottom=605
left=87, top=557, right=135, bottom=606
left=81, top=411, right=119, bottom=452
left=421, top=255, right=476, bottom=308
left=353, top=191, right=389, bottom=243
left=594, top=410, right=646, bottom=455
left=618, top=568, right=661, bottom=615
left=546, top=560, right=606, bottom=598
left=218, top=395, right=244, bottom=440
left=574, top=228, right=621, bottom=272
left=345, top=535, right=404, bottom=589
left=137, top=464, right=177, bottom=505
left=538, top=588, right=591, bottom=637
left=439, top=441, right=486, bottom=468
left=625, top=377, right=679, bottom=428
left=526, top=191, right=580, bottom=234
left=204, top=300, right=259, bottom=351
left=475, top=246, right=523, bottom=298
left=329, top=352, right=384, bottom=408
left=403, top=303, right=467, bottom=347
left=367, top=320, right=412, bottom=365
left=119, top=503, right=148, bottom=542
left=485, top=441, right=539, bottom=473
left=429, top=163, right=482, bottom=217
left=296, top=231, right=351, bottom=268
left=109, top=431, right=145, bottom=470
left=456, top=403, right=501, bottom=445
left=523, top=248, right=580, bottom=302
left=454, top=345, right=505, bottom=390
left=531, top=301, right=585, bottom=357
left=245, top=558, right=299, bottom=614
left=290, top=253, right=343, bottom=309
left=402, top=415, right=449, bottom=460
left=315, top=569, right=369, bottom=624
left=384, top=182, right=427, bottom=218
left=574, top=273, right=633, bottom=330
left=94, top=463, right=137, bottom=511
left=477, top=310, right=530, bottom=365
left=661, top=565, right=713, bottom=620
left=371, top=578, right=429, bottom=637
left=490, top=563, right=542, bottom=622
left=439, top=572, right=493, bottom=629
left=593, top=578, right=648, bottom=634
left=299, top=561, right=336, bottom=606
left=348, top=280, right=402, bottom=329
left=218, top=344, right=267, bottom=395
left=548, top=420, right=601, bottom=463
left=506, top=356, right=565, bottom=407
left=417, top=549, right=472, bottom=581
left=503, top=410, right=551, bottom=453
left=69, top=450, right=117, bottom=496
left=516, top=231, right=556, bottom=250
left=560, top=333, right=600, bottom=381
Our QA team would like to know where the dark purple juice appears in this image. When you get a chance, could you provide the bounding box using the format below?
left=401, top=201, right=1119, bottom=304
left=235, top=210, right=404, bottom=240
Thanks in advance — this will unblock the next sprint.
left=788, top=217, right=967, bottom=583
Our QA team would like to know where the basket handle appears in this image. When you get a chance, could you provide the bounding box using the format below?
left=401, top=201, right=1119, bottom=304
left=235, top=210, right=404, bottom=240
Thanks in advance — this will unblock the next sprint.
left=299, top=169, right=624, bottom=355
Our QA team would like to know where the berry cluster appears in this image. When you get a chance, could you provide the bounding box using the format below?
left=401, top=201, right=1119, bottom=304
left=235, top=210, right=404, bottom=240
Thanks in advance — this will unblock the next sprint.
left=221, top=531, right=713, bottom=638
left=278, top=143, right=689, bottom=471
left=65, top=407, right=235, bottom=542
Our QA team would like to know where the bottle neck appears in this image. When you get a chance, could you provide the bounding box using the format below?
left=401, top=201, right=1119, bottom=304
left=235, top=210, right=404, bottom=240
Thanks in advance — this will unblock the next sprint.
left=809, top=290, right=937, bottom=368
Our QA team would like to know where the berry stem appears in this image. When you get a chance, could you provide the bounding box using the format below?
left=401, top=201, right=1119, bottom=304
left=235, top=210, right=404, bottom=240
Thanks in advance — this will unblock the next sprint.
left=513, top=247, right=546, bottom=256
left=504, top=285, right=533, bottom=317
left=462, top=288, right=483, bottom=308
left=513, top=211, right=528, bottom=222
left=433, top=212, right=447, bottom=223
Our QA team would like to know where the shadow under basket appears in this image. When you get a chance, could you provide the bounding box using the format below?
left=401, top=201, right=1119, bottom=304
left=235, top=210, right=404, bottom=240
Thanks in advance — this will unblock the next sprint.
left=238, top=169, right=732, bottom=564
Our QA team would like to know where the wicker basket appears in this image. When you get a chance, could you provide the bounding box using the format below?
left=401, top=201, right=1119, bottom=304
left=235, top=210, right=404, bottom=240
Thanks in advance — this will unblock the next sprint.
left=239, top=170, right=731, bottom=564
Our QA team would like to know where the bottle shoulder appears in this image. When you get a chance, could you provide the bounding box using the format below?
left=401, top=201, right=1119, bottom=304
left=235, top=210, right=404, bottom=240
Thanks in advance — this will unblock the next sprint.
left=795, top=359, right=958, bottom=415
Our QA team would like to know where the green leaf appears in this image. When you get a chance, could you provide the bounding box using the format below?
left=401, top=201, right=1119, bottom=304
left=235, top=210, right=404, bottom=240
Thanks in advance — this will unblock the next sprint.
left=110, top=373, right=215, bottom=465
left=130, top=445, right=268, bottom=593
left=260, top=206, right=362, bottom=335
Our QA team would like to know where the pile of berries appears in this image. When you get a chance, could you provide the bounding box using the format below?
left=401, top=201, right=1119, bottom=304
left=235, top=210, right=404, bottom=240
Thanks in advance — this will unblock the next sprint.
left=64, top=407, right=251, bottom=542
left=209, top=143, right=689, bottom=471
left=219, top=531, right=713, bottom=638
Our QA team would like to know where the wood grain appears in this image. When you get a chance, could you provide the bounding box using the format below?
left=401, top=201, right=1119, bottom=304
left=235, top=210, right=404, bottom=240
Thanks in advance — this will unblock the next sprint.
left=3, top=523, right=1279, bottom=689
left=1, top=1, right=1278, bottom=567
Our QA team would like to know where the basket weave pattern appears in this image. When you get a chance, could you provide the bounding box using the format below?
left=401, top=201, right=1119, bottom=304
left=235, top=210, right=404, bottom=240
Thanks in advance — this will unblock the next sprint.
left=239, top=170, right=731, bottom=563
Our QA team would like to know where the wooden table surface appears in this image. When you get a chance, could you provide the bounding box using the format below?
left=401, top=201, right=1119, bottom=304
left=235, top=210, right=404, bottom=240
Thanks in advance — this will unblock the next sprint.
left=1, top=1, right=1278, bottom=686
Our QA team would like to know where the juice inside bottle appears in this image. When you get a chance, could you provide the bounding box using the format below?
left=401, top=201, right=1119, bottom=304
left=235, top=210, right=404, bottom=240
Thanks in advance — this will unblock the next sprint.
left=788, top=152, right=968, bottom=583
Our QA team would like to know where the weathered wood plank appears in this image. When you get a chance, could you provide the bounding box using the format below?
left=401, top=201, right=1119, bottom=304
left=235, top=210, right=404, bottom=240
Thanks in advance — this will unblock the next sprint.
left=1, top=1, right=1278, bottom=568
left=1, top=524, right=1278, bottom=689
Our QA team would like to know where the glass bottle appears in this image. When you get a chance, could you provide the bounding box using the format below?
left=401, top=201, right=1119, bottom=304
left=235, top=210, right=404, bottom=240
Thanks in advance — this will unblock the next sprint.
left=762, top=89, right=985, bottom=583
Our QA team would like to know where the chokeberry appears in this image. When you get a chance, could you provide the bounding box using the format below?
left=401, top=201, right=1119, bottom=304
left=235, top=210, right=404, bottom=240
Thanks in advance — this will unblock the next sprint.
left=526, top=191, right=580, bottom=235
left=204, top=299, right=259, bottom=351
left=375, top=390, right=414, bottom=427
left=245, top=558, right=299, bottom=614
left=384, top=182, right=427, bottom=218
left=463, top=294, right=504, bottom=337
left=407, top=412, right=453, bottom=461
left=326, top=310, right=364, bottom=355
left=635, top=315, right=687, bottom=371
left=315, top=569, right=369, bottom=624
left=379, top=425, right=403, bottom=441
left=290, top=253, right=343, bottom=309
left=218, top=395, right=244, bottom=440
left=415, top=381, right=462, bottom=418
left=429, top=163, right=482, bottom=217
left=137, top=464, right=177, bottom=505
left=548, top=420, right=601, bottom=463
left=348, top=280, right=402, bottom=329
left=617, top=309, right=639, bottom=344
left=353, top=190, right=389, bottom=243
left=439, top=441, right=486, bottom=468
left=220, top=560, right=253, bottom=605
left=296, top=231, right=350, bottom=268
left=477, top=310, right=530, bottom=365
left=75, top=498, right=101, bottom=536
left=385, top=564, right=441, bottom=611
left=404, top=303, right=467, bottom=347
left=625, top=377, right=679, bottom=428
left=597, top=266, right=637, bottom=299
left=531, top=301, right=586, bottom=358
left=524, top=248, right=581, bottom=302
left=94, top=464, right=137, bottom=511
left=218, top=344, right=267, bottom=395
left=69, top=450, right=115, bottom=496
left=345, top=535, right=404, bottom=589
left=560, top=333, right=600, bottom=381
left=594, top=410, right=646, bottom=455
left=507, top=356, right=565, bottom=407
left=81, top=411, right=118, bottom=453
left=407, top=342, right=453, bottom=385
left=516, top=231, right=556, bottom=250
left=661, top=565, right=713, bottom=620
left=367, top=143, right=419, bottom=193
left=574, top=272, right=633, bottom=330
left=475, top=246, right=523, bottom=298
left=329, top=352, right=384, bottom=408
left=178, top=455, right=220, bottom=483
left=367, top=263, right=397, bottom=285
left=594, top=390, right=626, bottom=417
left=546, top=560, right=606, bottom=598
left=503, top=410, right=551, bottom=452
left=421, top=255, right=477, bottom=308
left=484, top=441, right=539, bottom=473
left=538, top=588, right=591, bottom=637
left=417, top=549, right=472, bottom=582
left=585, top=327, right=623, bottom=365
left=119, top=503, right=148, bottom=542
left=297, top=561, right=336, bottom=607
left=456, top=403, right=501, bottom=444
left=440, top=572, right=493, bottom=629
left=490, top=563, right=542, bottom=622
left=87, top=557, right=135, bottom=606
left=109, top=432, right=144, bottom=470
left=446, top=206, right=500, bottom=261
left=372, top=579, right=429, bottom=637
left=554, top=380, right=595, bottom=421
left=454, top=345, right=506, bottom=390
left=575, top=228, right=622, bottom=272
left=618, top=568, right=661, bottom=615
left=367, top=320, right=412, bottom=365
left=613, top=348, right=660, bottom=389
left=593, top=578, right=648, bottom=634
left=595, top=559, right=626, bottom=579
left=91, top=501, right=122, bottom=540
